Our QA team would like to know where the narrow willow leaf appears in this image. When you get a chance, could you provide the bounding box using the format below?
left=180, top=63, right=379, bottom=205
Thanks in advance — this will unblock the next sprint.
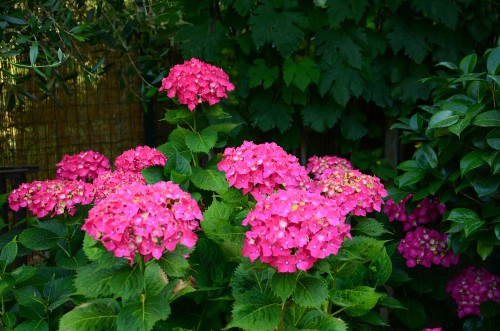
left=29, top=42, right=39, bottom=66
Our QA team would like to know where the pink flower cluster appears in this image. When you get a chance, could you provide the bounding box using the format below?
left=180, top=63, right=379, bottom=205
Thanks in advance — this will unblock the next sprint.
left=114, top=146, right=167, bottom=173
left=8, top=180, right=94, bottom=218
left=397, top=227, right=459, bottom=268
left=242, top=189, right=351, bottom=273
left=423, top=328, right=442, bottom=331
left=55, top=150, right=111, bottom=182
left=159, top=58, right=235, bottom=111
left=446, top=266, right=500, bottom=318
left=82, top=181, right=202, bottom=263
left=217, top=141, right=313, bottom=201
left=307, top=155, right=353, bottom=179
left=316, top=168, right=387, bottom=216
left=384, top=194, right=446, bottom=231
left=92, top=171, right=146, bottom=203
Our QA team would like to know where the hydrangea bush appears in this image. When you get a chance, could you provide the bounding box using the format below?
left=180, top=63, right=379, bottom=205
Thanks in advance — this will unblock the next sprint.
left=1, top=55, right=498, bottom=331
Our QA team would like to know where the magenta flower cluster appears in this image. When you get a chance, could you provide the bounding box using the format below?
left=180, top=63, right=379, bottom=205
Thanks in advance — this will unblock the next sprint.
left=114, top=146, right=167, bottom=173
left=316, top=168, right=387, bottom=216
left=159, top=58, right=235, bottom=111
left=82, top=181, right=202, bottom=263
left=384, top=194, right=446, bottom=231
left=92, top=171, right=146, bottom=203
left=397, top=227, right=459, bottom=268
left=446, top=266, right=500, bottom=318
left=8, top=180, right=94, bottom=218
left=242, top=189, right=351, bottom=273
left=306, top=155, right=353, bottom=179
left=217, top=141, right=312, bottom=201
left=55, top=150, right=111, bottom=182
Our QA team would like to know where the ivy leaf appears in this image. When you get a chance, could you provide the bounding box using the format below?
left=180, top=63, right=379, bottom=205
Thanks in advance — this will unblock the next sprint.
left=292, top=276, right=328, bottom=308
left=185, top=127, right=218, bottom=154
left=190, top=166, right=228, bottom=191
left=117, top=295, right=171, bottom=331
left=283, top=57, right=320, bottom=91
left=227, top=289, right=281, bottom=331
left=301, top=102, right=342, bottom=132
left=248, top=59, right=279, bottom=89
left=59, top=298, right=120, bottom=331
left=329, top=286, right=381, bottom=317
left=249, top=2, right=309, bottom=57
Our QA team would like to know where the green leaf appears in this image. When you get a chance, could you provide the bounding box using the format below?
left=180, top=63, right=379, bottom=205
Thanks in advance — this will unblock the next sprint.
left=2, top=311, right=16, bottom=328
left=44, top=276, right=74, bottom=310
left=144, top=261, right=170, bottom=295
left=487, top=46, right=500, bottom=74
left=227, top=289, right=281, bottom=331
left=301, top=102, right=342, bottom=133
left=0, top=15, right=27, bottom=25
left=295, top=309, right=348, bottom=331
left=158, top=252, right=190, bottom=278
left=395, top=170, right=425, bottom=187
left=460, top=150, right=487, bottom=176
left=249, top=3, right=309, bottom=57
left=319, top=60, right=364, bottom=106
left=190, top=166, right=228, bottom=191
left=11, top=265, right=36, bottom=284
left=487, top=128, right=500, bottom=150
left=359, top=311, right=388, bottom=326
left=109, top=265, right=144, bottom=300
left=352, top=219, right=391, bottom=237
left=459, top=53, right=478, bottom=74
left=117, top=295, right=171, bottom=331
left=248, top=59, right=279, bottom=89
left=341, top=111, right=367, bottom=140
left=368, top=247, right=392, bottom=288
left=291, top=276, right=328, bottom=310
left=14, top=319, right=48, bottom=331
left=329, top=286, right=381, bottom=317
left=446, top=208, right=485, bottom=237
left=412, top=0, right=459, bottom=29
left=29, top=42, right=39, bottom=66
left=415, top=145, right=438, bottom=169
left=477, top=240, right=493, bottom=260
left=386, top=18, right=428, bottom=63
left=250, top=93, right=293, bottom=132
left=271, top=272, right=298, bottom=303
left=379, top=296, right=406, bottom=309
left=394, top=299, right=426, bottom=329
left=428, top=110, right=460, bottom=129
left=74, top=262, right=114, bottom=298
left=59, top=298, right=120, bottom=331
left=326, top=0, right=368, bottom=26
left=185, top=127, right=218, bottom=154
left=163, top=108, right=193, bottom=125
left=473, top=110, right=500, bottom=127
left=474, top=174, right=499, bottom=197
left=164, top=151, right=192, bottom=176
left=141, top=166, right=165, bottom=184
left=19, top=227, right=61, bottom=250
left=0, top=235, right=17, bottom=270
left=12, top=287, right=46, bottom=317
left=337, top=236, right=385, bottom=262
left=283, top=57, right=320, bottom=91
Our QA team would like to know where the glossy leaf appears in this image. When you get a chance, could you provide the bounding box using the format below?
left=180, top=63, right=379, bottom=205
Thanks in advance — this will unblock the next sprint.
left=415, top=145, right=438, bottom=169
left=460, top=150, right=487, bottom=176
left=459, top=53, right=477, bottom=74
left=428, top=110, right=459, bottom=128
left=473, top=110, right=500, bottom=127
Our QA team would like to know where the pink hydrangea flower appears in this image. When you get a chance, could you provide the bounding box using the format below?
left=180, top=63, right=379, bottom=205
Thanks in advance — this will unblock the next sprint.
left=242, top=189, right=351, bottom=273
left=82, top=181, right=202, bottom=263
left=159, top=58, right=235, bottom=111
left=446, top=266, right=500, bottom=318
left=114, top=146, right=167, bottom=173
left=423, top=328, right=442, bottom=331
left=316, top=168, right=387, bottom=216
left=92, top=171, right=146, bottom=203
left=384, top=194, right=446, bottom=231
left=307, top=155, right=353, bottom=179
left=8, top=180, right=94, bottom=218
left=397, top=227, right=459, bottom=268
left=55, top=150, right=111, bottom=182
left=217, top=141, right=314, bottom=201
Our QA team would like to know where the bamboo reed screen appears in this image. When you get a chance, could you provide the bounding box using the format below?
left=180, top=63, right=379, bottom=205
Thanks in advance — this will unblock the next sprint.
left=0, top=50, right=145, bottom=184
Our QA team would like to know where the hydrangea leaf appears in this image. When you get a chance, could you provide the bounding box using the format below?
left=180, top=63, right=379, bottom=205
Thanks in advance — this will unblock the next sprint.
left=249, top=2, right=309, bottom=57
left=352, top=219, right=392, bottom=237
left=190, top=166, right=228, bottom=191
left=19, top=227, right=61, bottom=250
left=109, top=265, right=144, bottom=300
left=394, top=299, right=426, bottom=328
left=0, top=236, right=17, bottom=271
left=158, top=252, right=190, bottom=278
left=74, top=262, right=114, bottom=298
left=227, top=289, right=281, bottom=331
left=292, top=276, right=328, bottom=308
left=162, top=108, right=193, bottom=125
left=271, top=272, right=298, bottom=303
left=248, top=58, right=279, bottom=89
left=368, top=247, right=392, bottom=288
left=144, top=261, right=169, bottom=296
left=59, top=298, right=119, bottom=331
left=141, top=166, right=165, bottom=185
left=295, top=309, right=348, bottom=330
left=283, top=57, right=320, bottom=91
left=185, top=127, right=218, bottom=154
left=117, top=295, right=171, bottom=331
left=329, top=286, right=381, bottom=317
left=14, top=319, right=48, bottom=331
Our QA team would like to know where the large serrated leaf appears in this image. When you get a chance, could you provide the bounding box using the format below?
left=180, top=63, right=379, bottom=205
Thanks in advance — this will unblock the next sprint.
left=144, top=261, right=169, bottom=295
left=158, top=252, right=189, bottom=278
left=0, top=236, right=17, bottom=270
left=368, top=248, right=392, bottom=288
left=271, top=272, right=298, bottom=303
left=190, top=166, right=228, bottom=191
left=352, top=219, right=391, bottom=237
left=185, top=127, right=217, bottom=154
left=227, top=289, right=281, bottom=331
left=117, top=295, right=171, bottom=331
left=330, top=286, right=381, bottom=317
left=292, top=276, right=328, bottom=308
left=19, top=227, right=61, bottom=250
left=74, top=262, right=114, bottom=298
left=59, top=298, right=120, bottom=331
left=248, top=58, right=279, bottom=89
left=109, top=265, right=144, bottom=300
